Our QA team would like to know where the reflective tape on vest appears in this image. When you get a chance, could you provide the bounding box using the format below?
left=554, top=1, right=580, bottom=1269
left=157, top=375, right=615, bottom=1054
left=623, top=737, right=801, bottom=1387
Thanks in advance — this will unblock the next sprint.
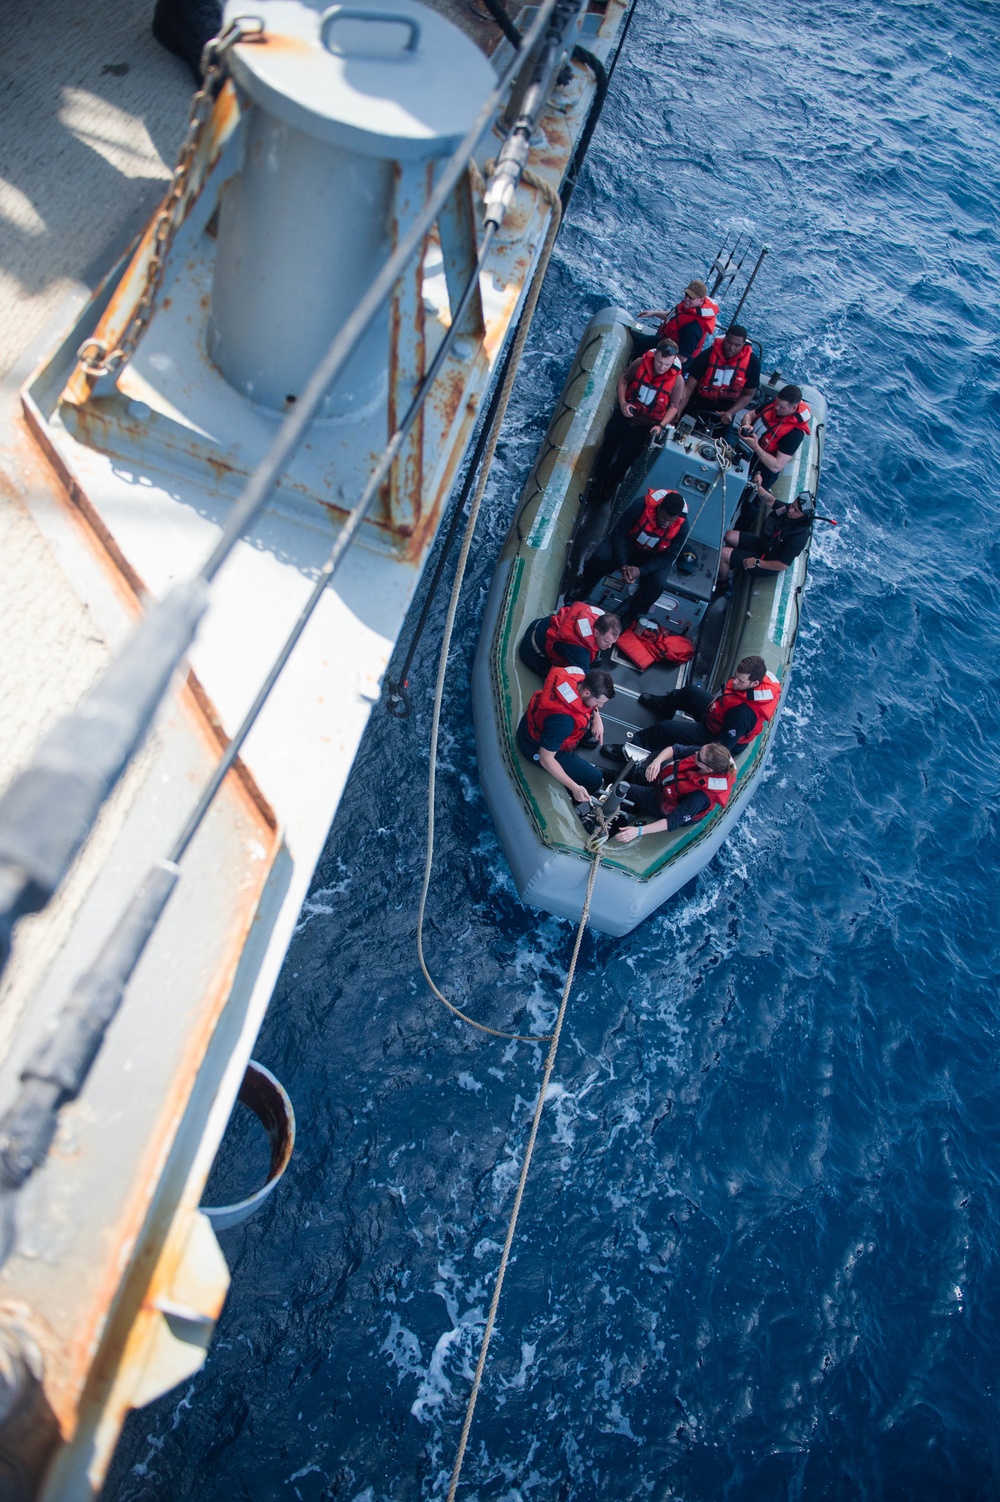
left=636, top=383, right=657, bottom=406
left=707, top=776, right=730, bottom=791
left=577, top=616, right=593, bottom=637
left=556, top=679, right=581, bottom=704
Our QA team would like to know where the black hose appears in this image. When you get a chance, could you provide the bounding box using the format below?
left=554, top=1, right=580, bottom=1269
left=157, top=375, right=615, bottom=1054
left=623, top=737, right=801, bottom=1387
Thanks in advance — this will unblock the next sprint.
left=561, top=45, right=607, bottom=208
left=562, top=0, right=641, bottom=209
left=478, top=0, right=523, bottom=48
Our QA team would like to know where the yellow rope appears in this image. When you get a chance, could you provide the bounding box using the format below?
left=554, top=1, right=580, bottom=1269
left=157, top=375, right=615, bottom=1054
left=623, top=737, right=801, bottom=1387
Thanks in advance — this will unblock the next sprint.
left=446, top=851, right=600, bottom=1502
left=417, top=170, right=564, bottom=1042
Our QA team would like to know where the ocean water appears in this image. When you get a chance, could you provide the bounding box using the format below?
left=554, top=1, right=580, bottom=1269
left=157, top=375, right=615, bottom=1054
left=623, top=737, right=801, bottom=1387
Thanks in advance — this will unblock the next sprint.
left=106, top=1, right=1000, bottom=1498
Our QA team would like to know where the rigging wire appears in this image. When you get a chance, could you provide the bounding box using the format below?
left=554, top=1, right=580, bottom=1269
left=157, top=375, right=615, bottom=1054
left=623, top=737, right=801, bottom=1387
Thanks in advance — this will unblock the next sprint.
left=0, top=0, right=567, bottom=980
left=445, top=851, right=600, bottom=1502
left=0, top=0, right=593, bottom=1250
left=0, top=207, right=502, bottom=1255
left=417, top=172, right=563, bottom=1042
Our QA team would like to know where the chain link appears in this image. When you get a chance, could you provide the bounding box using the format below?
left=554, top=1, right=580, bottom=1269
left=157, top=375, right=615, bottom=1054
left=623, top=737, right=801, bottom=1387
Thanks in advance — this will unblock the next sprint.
left=77, top=15, right=264, bottom=380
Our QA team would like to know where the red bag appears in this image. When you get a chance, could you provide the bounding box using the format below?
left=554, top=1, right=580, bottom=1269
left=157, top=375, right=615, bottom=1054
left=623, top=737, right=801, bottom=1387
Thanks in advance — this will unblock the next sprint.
left=617, top=626, right=695, bottom=671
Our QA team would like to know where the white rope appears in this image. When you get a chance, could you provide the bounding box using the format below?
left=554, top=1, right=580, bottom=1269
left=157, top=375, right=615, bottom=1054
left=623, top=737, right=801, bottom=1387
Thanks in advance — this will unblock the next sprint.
left=412, top=173, right=603, bottom=1498
left=417, top=170, right=563, bottom=1042
left=445, top=852, right=600, bottom=1502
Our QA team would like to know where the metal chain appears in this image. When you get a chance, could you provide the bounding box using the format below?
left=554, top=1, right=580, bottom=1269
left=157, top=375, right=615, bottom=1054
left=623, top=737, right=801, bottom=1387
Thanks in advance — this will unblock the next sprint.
left=77, top=15, right=264, bottom=379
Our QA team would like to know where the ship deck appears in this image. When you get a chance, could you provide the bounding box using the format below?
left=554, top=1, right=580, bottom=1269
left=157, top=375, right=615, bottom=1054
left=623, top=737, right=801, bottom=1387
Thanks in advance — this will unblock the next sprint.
left=0, top=0, right=625, bottom=1492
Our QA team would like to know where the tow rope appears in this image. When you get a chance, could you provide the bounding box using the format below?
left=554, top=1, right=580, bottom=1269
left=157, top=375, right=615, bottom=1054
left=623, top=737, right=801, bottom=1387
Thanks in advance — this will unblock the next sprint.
left=413, top=170, right=603, bottom=1498
left=446, top=853, right=599, bottom=1502
left=417, top=168, right=562, bottom=1043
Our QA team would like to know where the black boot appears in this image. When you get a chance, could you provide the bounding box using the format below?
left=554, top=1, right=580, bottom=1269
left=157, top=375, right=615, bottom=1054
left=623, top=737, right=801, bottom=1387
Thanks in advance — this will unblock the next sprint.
left=638, top=691, right=677, bottom=715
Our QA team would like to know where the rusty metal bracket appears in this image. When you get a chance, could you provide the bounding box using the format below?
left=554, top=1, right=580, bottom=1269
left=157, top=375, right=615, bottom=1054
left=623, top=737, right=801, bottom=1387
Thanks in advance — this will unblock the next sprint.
left=437, top=167, right=485, bottom=343
left=387, top=159, right=435, bottom=534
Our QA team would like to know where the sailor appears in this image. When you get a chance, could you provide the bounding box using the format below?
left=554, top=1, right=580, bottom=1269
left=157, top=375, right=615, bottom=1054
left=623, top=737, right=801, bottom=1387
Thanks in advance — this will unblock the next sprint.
left=612, top=742, right=736, bottom=842
left=574, top=488, right=689, bottom=624
left=637, top=279, right=720, bottom=364
left=519, top=603, right=621, bottom=677
left=590, top=341, right=684, bottom=492
left=517, top=665, right=615, bottom=805
left=737, top=384, right=811, bottom=489
left=719, top=484, right=815, bottom=584
left=604, top=655, right=780, bottom=761
left=678, top=324, right=761, bottom=424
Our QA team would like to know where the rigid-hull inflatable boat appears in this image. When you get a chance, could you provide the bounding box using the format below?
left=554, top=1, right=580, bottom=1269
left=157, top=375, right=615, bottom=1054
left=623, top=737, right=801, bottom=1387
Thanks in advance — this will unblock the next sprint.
left=472, top=305, right=826, bottom=936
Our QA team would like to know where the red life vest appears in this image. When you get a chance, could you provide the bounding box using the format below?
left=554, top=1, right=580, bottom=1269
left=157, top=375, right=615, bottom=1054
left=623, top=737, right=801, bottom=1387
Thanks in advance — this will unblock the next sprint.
left=753, top=399, right=811, bottom=455
left=696, top=337, right=754, bottom=400
left=545, top=602, right=604, bottom=666
left=627, top=488, right=686, bottom=553
left=656, top=754, right=735, bottom=822
left=525, top=666, right=592, bottom=751
left=703, top=672, right=781, bottom=745
left=659, top=297, right=719, bottom=356
left=616, top=625, right=694, bottom=671
left=624, top=351, right=682, bottom=425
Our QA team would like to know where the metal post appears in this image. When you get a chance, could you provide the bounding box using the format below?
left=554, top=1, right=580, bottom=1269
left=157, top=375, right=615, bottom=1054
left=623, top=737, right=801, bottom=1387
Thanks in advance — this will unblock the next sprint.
left=727, top=244, right=769, bottom=329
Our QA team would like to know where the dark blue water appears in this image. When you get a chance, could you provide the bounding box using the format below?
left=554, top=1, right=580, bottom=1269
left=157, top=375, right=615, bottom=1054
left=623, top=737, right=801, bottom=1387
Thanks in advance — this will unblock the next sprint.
left=107, top=1, right=1000, bottom=1498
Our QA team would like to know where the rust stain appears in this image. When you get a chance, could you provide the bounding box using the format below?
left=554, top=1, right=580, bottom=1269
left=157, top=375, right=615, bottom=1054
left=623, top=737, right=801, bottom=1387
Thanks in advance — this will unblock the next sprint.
left=18, top=396, right=278, bottom=840
left=204, top=451, right=237, bottom=483
left=244, top=31, right=311, bottom=54
left=20, top=397, right=149, bottom=607
left=184, top=672, right=278, bottom=834
left=429, top=363, right=466, bottom=431
left=51, top=810, right=281, bottom=1437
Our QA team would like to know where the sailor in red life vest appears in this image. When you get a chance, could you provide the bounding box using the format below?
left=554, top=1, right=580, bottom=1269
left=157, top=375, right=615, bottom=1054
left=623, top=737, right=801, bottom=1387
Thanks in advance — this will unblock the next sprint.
left=677, top=324, right=761, bottom=424
left=603, top=655, right=780, bottom=763
left=612, top=742, right=736, bottom=843
left=574, top=488, right=689, bottom=625
left=518, top=603, right=621, bottom=677
left=637, top=278, right=719, bottom=364
left=591, top=341, right=684, bottom=493
left=737, top=383, right=811, bottom=489
left=516, top=666, right=615, bottom=806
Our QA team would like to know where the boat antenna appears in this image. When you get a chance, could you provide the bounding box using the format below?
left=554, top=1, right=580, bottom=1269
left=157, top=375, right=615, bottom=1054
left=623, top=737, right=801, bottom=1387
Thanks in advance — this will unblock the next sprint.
left=727, top=243, right=769, bottom=329
left=707, top=231, right=744, bottom=298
